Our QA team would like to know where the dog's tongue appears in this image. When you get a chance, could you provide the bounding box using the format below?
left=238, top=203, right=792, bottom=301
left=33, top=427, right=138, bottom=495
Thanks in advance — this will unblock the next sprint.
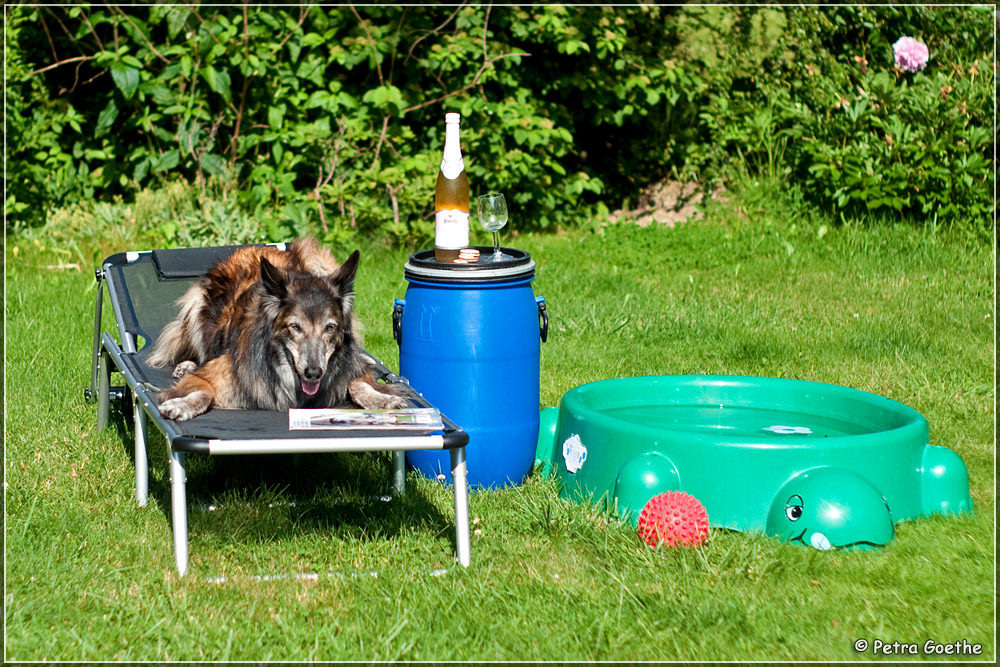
left=301, top=380, right=321, bottom=396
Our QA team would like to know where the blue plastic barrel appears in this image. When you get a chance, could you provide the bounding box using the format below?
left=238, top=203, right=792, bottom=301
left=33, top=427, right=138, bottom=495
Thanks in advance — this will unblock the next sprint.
left=393, top=248, right=547, bottom=488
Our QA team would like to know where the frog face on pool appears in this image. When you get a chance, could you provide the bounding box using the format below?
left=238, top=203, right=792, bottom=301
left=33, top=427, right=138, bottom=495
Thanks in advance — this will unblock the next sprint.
left=766, top=467, right=895, bottom=550
left=782, top=494, right=828, bottom=549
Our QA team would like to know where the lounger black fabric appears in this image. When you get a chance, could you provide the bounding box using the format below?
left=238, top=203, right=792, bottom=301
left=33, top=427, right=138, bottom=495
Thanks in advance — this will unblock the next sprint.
left=87, top=243, right=471, bottom=575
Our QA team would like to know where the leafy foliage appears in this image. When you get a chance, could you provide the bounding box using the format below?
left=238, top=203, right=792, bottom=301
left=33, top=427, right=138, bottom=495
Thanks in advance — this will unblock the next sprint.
left=6, top=5, right=633, bottom=243
left=5, top=5, right=994, bottom=242
left=688, top=6, right=994, bottom=227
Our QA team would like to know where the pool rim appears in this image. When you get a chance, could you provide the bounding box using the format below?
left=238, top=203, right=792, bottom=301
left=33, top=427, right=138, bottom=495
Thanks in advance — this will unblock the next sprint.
left=558, top=374, right=929, bottom=450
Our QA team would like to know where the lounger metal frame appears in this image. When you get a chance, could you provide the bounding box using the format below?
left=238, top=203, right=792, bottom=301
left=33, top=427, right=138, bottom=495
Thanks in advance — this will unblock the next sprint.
left=86, top=245, right=471, bottom=575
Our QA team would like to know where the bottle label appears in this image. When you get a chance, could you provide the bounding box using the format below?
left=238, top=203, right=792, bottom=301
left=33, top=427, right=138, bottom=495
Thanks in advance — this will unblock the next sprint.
left=440, top=157, right=465, bottom=180
left=435, top=209, right=470, bottom=249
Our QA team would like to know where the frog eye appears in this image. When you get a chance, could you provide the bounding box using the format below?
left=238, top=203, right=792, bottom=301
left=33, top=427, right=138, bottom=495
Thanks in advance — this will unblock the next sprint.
left=785, top=495, right=804, bottom=522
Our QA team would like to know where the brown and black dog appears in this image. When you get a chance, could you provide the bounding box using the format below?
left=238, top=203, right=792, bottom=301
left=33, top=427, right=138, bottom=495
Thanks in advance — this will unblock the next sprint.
left=147, top=237, right=407, bottom=421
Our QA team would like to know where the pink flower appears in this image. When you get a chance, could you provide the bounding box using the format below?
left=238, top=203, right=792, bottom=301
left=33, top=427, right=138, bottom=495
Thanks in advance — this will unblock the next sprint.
left=893, top=36, right=929, bottom=73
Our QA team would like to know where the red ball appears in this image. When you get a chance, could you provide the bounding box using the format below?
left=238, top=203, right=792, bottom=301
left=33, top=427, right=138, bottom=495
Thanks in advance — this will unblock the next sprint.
left=638, top=491, right=710, bottom=548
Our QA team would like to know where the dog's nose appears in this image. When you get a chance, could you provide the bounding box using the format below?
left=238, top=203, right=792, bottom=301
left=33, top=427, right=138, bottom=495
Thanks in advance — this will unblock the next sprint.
left=303, top=366, right=324, bottom=382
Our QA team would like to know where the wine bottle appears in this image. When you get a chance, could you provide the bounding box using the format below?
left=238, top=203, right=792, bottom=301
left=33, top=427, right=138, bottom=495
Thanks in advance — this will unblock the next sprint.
left=434, top=112, right=470, bottom=263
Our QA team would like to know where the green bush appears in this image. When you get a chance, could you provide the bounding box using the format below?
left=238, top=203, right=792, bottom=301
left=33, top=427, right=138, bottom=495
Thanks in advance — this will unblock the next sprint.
left=5, top=5, right=702, bottom=243
left=691, top=6, right=994, bottom=228
left=4, top=8, right=101, bottom=221
left=5, top=5, right=993, bottom=242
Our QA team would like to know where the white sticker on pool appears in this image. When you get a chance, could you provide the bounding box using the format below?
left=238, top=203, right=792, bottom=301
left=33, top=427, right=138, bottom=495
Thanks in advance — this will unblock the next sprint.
left=562, top=434, right=587, bottom=473
left=762, top=425, right=814, bottom=435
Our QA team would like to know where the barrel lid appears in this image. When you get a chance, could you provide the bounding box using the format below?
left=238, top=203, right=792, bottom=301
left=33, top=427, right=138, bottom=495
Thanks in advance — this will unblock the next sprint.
left=405, top=247, right=534, bottom=283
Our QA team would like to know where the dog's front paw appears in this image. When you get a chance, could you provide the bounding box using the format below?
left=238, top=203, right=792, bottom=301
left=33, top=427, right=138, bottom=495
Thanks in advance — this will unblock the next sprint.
left=379, top=394, right=409, bottom=410
left=172, top=360, right=198, bottom=379
left=348, top=378, right=410, bottom=410
left=357, top=391, right=409, bottom=411
left=159, top=391, right=211, bottom=421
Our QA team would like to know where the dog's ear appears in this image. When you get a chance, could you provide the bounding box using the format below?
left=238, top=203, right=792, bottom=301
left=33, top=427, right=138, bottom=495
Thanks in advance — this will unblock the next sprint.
left=259, top=256, right=288, bottom=299
left=331, top=250, right=360, bottom=315
left=332, top=249, right=360, bottom=294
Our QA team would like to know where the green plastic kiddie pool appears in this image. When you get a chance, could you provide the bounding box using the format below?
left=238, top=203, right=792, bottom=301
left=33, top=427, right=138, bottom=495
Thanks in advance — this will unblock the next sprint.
left=535, top=376, right=972, bottom=550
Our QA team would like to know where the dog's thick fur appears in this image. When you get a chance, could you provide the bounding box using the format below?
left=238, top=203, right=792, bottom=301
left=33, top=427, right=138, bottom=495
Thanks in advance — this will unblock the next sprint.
left=147, top=237, right=407, bottom=421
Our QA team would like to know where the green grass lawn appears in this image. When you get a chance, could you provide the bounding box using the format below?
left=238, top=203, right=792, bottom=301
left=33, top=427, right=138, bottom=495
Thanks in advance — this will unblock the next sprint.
left=4, top=208, right=994, bottom=661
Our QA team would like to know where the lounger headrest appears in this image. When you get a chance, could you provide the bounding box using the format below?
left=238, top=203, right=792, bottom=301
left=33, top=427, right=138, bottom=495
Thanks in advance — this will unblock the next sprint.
left=152, top=245, right=265, bottom=280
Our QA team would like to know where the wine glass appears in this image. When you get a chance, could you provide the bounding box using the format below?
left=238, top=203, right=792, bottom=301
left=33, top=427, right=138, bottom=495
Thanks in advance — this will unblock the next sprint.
left=477, top=192, right=512, bottom=262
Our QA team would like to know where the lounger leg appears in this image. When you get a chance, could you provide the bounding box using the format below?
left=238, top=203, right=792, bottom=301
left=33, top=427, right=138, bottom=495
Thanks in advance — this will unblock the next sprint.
left=134, top=399, right=149, bottom=507
left=392, top=451, right=406, bottom=495
left=88, top=272, right=105, bottom=403
left=450, top=446, right=471, bottom=567
left=169, top=450, right=189, bottom=576
left=97, top=348, right=111, bottom=432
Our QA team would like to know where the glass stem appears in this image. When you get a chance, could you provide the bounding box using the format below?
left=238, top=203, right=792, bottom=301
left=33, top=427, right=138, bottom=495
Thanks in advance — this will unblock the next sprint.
left=492, top=231, right=500, bottom=254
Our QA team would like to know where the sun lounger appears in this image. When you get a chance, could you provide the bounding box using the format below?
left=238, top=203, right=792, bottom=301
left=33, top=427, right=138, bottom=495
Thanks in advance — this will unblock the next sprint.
left=85, top=243, right=471, bottom=575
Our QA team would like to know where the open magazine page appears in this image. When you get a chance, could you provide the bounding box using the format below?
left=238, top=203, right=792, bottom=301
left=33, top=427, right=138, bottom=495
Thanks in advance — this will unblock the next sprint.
left=289, top=407, right=444, bottom=431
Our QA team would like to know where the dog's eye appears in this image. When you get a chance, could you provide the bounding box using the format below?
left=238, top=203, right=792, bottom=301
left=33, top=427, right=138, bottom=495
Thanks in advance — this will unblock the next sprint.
left=288, top=323, right=302, bottom=333
left=324, top=322, right=337, bottom=334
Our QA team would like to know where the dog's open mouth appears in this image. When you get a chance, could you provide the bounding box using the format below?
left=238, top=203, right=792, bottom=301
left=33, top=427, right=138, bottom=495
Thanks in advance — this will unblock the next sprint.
left=301, top=380, right=321, bottom=396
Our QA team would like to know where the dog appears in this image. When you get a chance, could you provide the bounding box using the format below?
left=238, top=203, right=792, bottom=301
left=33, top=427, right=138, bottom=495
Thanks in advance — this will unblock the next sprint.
left=147, top=237, right=408, bottom=421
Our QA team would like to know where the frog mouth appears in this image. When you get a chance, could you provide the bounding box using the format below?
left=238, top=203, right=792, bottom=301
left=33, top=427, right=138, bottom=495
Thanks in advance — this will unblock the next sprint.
left=790, top=528, right=832, bottom=550
left=790, top=528, right=887, bottom=550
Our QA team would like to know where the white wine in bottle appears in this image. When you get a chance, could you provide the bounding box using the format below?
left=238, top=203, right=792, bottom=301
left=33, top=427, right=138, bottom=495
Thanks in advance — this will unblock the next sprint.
left=434, top=112, right=470, bottom=263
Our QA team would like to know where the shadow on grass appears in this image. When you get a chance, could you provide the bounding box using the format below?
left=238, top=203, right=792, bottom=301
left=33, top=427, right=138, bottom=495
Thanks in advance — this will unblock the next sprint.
left=104, top=398, right=451, bottom=556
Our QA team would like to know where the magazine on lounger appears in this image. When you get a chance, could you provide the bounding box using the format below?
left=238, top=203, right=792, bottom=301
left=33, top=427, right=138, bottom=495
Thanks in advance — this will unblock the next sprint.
left=288, top=407, right=443, bottom=431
